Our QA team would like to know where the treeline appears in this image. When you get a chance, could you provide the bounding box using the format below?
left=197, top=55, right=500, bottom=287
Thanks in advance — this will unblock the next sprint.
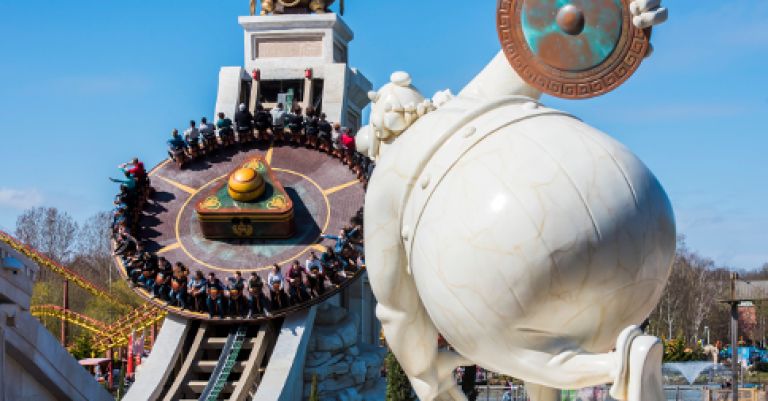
left=13, top=206, right=767, bottom=351
left=14, top=207, right=143, bottom=350
left=646, top=236, right=768, bottom=347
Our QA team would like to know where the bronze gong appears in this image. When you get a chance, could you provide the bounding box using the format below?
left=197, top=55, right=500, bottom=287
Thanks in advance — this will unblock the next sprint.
left=497, top=0, right=652, bottom=99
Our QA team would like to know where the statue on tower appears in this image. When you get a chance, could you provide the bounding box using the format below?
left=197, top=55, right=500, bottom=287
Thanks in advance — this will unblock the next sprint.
left=251, top=0, right=343, bottom=16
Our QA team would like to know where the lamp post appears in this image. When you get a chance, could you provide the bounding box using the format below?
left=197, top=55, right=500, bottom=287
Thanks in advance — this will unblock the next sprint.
left=704, top=325, right=710, bottom=345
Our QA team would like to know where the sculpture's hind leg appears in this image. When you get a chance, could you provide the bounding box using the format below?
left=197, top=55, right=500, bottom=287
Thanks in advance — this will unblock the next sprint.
left=365, top=188, right=468, bottom=401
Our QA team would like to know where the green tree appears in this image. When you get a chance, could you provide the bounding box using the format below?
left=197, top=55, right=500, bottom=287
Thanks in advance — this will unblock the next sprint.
left=385, top=350, right=415, bottom=401
left=69, top=333, right=94, bottom=360
left=309, top=374, right=320, bottom=401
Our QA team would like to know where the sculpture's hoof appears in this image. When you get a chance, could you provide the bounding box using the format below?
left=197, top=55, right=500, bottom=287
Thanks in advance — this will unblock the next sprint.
left=627, top=336, right=665, bottom=401
left=609, top=325, right=642, bottom=400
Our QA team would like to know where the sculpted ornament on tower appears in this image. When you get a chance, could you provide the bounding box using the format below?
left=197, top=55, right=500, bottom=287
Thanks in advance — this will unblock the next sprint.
left=250, top=0, right=344, bottom=15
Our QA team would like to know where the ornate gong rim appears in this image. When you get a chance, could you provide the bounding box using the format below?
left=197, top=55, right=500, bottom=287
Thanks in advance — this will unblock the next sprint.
left=497, top=0, right=652, bottom=99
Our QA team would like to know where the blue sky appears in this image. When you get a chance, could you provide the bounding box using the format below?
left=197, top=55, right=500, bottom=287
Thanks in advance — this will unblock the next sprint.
left=0, top=1, right=766, bottom=269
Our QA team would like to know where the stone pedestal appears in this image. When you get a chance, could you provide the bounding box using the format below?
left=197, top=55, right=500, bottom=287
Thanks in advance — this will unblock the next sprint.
left=303, top=303, right=385, bottom=401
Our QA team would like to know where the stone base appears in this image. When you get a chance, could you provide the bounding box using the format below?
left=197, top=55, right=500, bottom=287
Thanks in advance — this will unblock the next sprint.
left=303, top=303, right=385, bottom=401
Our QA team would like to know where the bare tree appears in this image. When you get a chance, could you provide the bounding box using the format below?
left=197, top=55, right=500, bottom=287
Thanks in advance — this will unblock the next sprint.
left=15, top=207, right=79, bottom=281
left=77, top=211, right=112, bottom=259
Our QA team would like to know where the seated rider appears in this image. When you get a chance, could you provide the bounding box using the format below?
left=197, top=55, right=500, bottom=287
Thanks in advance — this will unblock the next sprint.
left=168, top=262, right=189, bottom=309
left=184, top=120, right=201, bottom=155
left=287, top=106, right=304, bottom=145
left=227, top=271, right=246, bottom=318
left=267, top=264, right=289, bottom=311
left=234, top=103, right=254, bottom=142
left=120, top=158, right=147, bottom=189
left=270, top=103, right=287, bottom=142
left=253, top=103, right=273, bottom=141
left=321, top=227, right=359, bottom=254
left=187, top=270, right=207, bottom=312
left=200, top=117, right=217, bottom=149
left=216, top=113, right=235, bottom=145
left=305, top=251, right=326, bottom=297
left=286, top=260, right=310, bottom=304
left=304, top=106, right=320, bottom=149
left=109, top=170, right=137, bottom=194
left=206, top=272, right=225, bottom=319
left=247, top=272, right=267, bottom=318
left=152, top=257, right=173, bottom=300
left=317, top=113, right=333, bottom=152
left=167, top=129, right=188, bottom=160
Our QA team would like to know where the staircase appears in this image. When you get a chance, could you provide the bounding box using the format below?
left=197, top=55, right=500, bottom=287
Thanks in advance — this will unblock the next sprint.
left=161, top=321, right=279, bottom=401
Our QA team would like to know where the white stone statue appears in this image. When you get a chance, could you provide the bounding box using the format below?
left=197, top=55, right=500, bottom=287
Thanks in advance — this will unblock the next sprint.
left=360, top=2, right=672, bottom=401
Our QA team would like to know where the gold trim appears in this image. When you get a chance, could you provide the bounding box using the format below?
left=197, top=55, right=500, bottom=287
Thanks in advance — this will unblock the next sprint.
left=265, top=145, right=275, bottom=165
left=154, top=174, right=198, bottom=195
left=148, top=159, right=171, bottom=177
left=323, top=179, right=360, bottom=196
left=157, top=242, right=181, bottom=254
left=310, top=244, right=328, bottom=252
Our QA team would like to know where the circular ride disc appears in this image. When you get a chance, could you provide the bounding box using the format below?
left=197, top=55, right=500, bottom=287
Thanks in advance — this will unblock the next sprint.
left=497, top=0, right=652, bottom=99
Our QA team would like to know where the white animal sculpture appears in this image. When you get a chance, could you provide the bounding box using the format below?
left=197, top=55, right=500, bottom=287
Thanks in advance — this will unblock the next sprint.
left=360, top=2, right=672, bottom=401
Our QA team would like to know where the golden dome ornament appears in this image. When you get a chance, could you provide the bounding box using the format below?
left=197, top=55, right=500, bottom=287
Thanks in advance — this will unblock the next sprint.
left=227, top=167, right=266, bottom=202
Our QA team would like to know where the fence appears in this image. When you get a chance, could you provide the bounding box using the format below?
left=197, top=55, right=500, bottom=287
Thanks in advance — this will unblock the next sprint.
left=702, top=388, right=766, bottom=401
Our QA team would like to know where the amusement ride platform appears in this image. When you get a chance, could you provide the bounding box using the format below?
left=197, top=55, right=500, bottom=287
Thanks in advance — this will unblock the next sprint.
left=115, top=143, right=366, bottom=321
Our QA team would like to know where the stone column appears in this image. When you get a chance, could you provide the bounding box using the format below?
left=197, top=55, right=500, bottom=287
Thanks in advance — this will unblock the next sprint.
left=249, top=77, right=259, bottom=112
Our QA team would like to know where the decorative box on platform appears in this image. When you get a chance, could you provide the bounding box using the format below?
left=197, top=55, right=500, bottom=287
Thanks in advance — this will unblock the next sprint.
left=195, top=157, right=295, bottom=239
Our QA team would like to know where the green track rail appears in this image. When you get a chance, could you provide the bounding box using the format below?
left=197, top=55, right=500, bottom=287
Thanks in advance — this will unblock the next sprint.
left=199, top=325, right=248, bottom=401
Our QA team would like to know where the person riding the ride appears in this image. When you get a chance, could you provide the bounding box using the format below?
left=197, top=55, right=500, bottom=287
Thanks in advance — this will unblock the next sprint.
left=305, top=251, right=326, bottom=297
left=184, top=120, right=201, bottom=159
left=227, top=271, right=246, bottom=318
left=267, top=264, right=289, bottom=311
left=168, top=262, right=189, bottom=309
left=187, top=270, right=207, bottom=312
left=317, top=113, right=333, bottom=153
left=270, top=102, right=287, bottom=143
left=205, top=272, right=225, bottom=319
left=253, top=103, right=273, bottom=144
left=199, top=117, right=218, bottom=154
left=304, top=106, right=320, bottom=149
left=287, top=106, right=305, bottom=146
left=216, top=112, right=235, bottom=147
left=167, top=129, right=188, bottom=167
left=247, top=272, right=267, bottom=318
left=286, top=260, right=310, bottom=304
left=235, top=103, right=255, bottom=144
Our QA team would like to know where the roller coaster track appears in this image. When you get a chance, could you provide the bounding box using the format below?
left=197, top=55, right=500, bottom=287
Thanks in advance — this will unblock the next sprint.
left=0, top=229, right=131, bottom=311
left=30, top=304, right=110, bottom=335
left=91, top=302, right=167, bottom=352
left=31, top=303, right=167, bottom=352
left=0, top=229, right=171, bottom=352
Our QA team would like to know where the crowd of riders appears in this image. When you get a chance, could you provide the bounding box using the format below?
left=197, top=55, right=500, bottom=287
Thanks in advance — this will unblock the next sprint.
left=167, top=102, right=375, bottom=188
left=110, top=158, right=151, bottom=257
left=114, top=204, right=365, bottom=319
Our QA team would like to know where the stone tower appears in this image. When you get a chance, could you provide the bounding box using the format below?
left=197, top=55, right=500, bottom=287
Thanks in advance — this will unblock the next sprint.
left=214, top=12, right=371, bottom=132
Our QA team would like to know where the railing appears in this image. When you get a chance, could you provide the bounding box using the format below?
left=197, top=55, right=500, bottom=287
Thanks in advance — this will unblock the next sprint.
left=702, top=388, right=765, bottom=401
